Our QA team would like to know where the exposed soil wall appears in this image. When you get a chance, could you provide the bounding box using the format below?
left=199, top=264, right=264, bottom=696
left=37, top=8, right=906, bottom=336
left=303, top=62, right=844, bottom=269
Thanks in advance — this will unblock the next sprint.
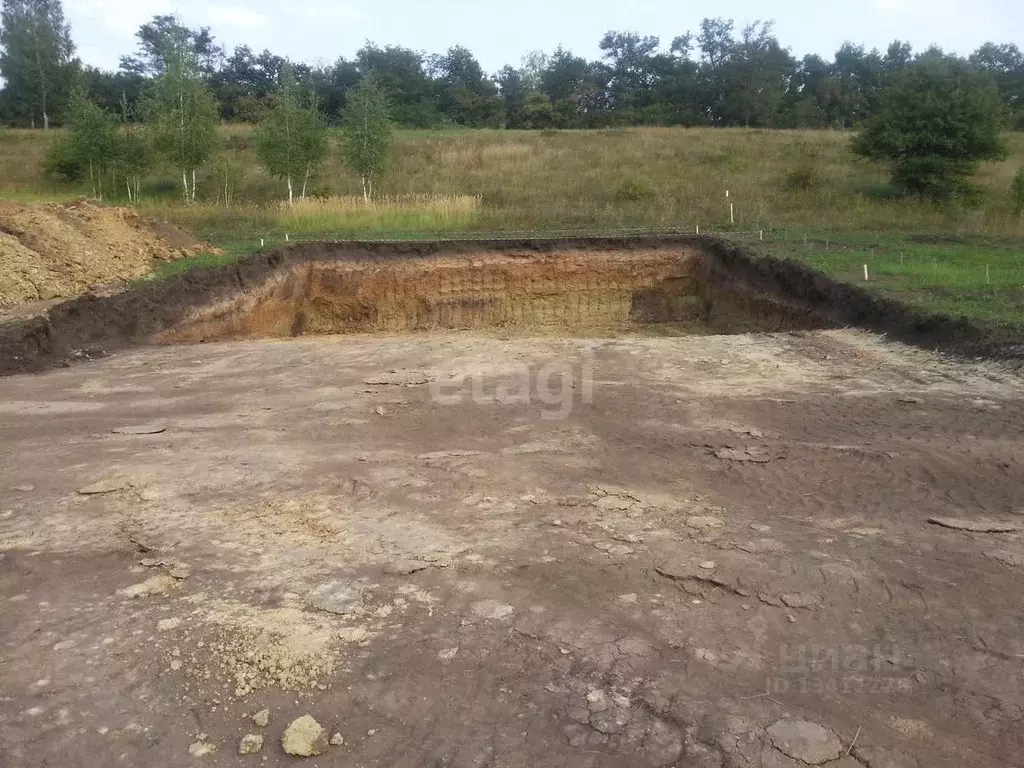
left=0, top=236, right=1018, bottom=376
left=155, top=246, right=825, bottom=344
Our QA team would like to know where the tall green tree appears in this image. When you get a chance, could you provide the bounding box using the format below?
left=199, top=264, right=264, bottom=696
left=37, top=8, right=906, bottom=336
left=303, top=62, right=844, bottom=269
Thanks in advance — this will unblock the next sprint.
left=341, top=74, right=393, bottom=202
left=254, top=68, right=329, bottom=203
left=141, top=43, right=218, bottom=203
left=853, top=58, right=1007, bottom=199
left=0, top=0, right=76, bottom=128
left=119, top=14, right=222, bottom=78
left=496, top=65, right=528, bottom=128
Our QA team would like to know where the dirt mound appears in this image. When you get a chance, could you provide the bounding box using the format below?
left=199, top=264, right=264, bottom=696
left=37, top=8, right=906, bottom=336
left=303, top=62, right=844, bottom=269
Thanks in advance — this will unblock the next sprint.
left=0, top=236, right=1018, bottom=376
left=0, top=199, right=210, bottom=309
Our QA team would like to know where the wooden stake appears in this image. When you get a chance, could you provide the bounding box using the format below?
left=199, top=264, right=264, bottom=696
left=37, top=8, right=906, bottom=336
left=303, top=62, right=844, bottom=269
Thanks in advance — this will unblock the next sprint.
left=730, top=203, right=734, bottom=225
left=759, top=230, right=763, bottom=241
left=285, top=233, right=290, bottom=242
left=696, top=223, right=700, bottom=235
left=260, top=238, right=264, bottom=247
left=863, top=264, right=869, bottom=281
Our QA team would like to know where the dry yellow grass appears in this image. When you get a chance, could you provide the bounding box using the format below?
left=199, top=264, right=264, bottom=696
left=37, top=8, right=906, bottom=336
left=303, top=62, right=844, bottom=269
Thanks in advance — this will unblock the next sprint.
left=3, top=126, right=1022, bottom=238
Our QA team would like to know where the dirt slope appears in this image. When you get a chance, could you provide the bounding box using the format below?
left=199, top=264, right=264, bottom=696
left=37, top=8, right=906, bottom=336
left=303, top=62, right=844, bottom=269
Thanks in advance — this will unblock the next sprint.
left=0, top=199, right=210, bottom=309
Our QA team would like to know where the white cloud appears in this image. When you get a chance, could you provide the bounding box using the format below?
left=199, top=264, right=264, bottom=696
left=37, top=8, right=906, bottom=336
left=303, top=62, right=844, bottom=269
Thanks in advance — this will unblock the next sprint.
left=66, top=0, right=173, bottom=39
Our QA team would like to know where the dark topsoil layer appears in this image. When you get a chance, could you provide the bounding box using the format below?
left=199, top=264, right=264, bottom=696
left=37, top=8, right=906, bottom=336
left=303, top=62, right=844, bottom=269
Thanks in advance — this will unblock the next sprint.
left=0, top=235, right=1021, bottom=377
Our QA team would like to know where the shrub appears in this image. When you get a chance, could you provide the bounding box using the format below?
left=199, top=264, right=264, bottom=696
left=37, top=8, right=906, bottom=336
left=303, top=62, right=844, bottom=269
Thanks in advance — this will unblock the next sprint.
left=615, top=178, right=655, bottom=203
left=781, top=165, right=821, bottom=192
left=42, top=135, right=84, bottom=181
left=1012, top=167, right=1024, bottom=217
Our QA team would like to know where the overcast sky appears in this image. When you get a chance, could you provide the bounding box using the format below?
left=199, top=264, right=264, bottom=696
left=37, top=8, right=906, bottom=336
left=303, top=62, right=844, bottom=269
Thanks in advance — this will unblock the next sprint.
left=65, top=0, right=1023, bottom=73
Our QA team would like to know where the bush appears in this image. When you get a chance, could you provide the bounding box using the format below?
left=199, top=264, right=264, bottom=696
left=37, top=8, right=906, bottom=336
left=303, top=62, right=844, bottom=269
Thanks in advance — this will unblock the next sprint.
left=42, top=135, right=85, bottom=181
left=1012, top=167, right=1024, bottom=216
left=615, top=178, right=655, bottom=203
left=781, top=165, right=821, bottom=192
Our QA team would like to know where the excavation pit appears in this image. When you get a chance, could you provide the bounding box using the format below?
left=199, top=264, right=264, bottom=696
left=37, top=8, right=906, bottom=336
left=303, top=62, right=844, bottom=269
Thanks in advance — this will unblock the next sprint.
left=0, top=236, right=997, bottom=375
left=156, top=246, right=827, bottom=343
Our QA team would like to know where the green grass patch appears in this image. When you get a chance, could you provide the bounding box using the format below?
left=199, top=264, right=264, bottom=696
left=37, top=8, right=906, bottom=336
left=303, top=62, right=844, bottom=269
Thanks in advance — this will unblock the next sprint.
left=147, top=248, right=251, bottom=281
left=766, top=231, right=1024, bottom=326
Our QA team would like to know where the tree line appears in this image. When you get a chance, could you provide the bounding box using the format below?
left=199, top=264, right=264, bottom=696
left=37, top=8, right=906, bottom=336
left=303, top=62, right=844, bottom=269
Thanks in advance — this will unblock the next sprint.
left=44, top=31, right=393, bottom=206
left=2, top=4, right=1023, bottom=132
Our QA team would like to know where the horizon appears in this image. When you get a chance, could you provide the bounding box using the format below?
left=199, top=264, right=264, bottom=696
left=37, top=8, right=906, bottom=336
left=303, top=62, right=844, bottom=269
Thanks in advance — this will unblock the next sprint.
left=64, top=0, right=1023, bottom=74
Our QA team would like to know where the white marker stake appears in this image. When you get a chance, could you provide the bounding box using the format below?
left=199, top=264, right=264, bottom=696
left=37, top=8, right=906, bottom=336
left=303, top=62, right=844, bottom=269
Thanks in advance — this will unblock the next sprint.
left=260, top=238, right=264, bottom=247
left=285, top=233, right=290, bottom=242
left=696, top=224, right=700, bottom=235
left=729, top=203, right=734, bottom=225
left=863, top=264, right=869, bottom=281
left=725, top=190, right=730, bottom=198
left=759, top=230, right=763, bottom=241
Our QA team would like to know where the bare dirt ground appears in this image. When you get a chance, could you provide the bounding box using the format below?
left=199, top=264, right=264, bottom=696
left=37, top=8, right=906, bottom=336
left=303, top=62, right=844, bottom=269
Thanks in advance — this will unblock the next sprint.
left=1, top=329, right=1022, bottom=767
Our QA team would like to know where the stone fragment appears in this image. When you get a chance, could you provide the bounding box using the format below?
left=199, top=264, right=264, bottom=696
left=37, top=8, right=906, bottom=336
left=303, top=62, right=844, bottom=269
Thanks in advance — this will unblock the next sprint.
left=281, top=715, right=328, bottom=757
left=238, top=734, right=263, bottom=755
left=251, top=709, right=270, bottom=728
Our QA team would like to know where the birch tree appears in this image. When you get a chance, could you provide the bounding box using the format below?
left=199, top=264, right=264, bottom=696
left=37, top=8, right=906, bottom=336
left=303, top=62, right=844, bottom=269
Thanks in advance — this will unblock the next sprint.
left=141, top=43, right=217, bottom=204
left=254, top=69, right=328, bottom=203
left=341, top=74, right=393, bottom=202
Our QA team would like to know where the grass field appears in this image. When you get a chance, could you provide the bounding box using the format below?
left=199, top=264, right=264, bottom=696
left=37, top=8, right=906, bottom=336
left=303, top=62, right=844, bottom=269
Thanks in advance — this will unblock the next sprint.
left=1, top=125, right=1022, bottom=326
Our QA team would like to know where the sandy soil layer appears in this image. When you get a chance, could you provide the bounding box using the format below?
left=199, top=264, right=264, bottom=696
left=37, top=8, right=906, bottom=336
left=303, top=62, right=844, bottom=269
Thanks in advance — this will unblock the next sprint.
left=0, top=330, right=1022, bottom=767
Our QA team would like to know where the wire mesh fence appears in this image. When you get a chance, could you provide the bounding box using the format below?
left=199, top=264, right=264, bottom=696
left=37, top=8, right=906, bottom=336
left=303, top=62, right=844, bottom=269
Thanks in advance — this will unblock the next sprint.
left=248, top=226, right=768, bottom=247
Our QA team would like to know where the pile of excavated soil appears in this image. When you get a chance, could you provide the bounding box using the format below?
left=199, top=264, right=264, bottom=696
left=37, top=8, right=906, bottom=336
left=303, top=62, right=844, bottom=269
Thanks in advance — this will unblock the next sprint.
left=0, top=199, right=210, bottom=309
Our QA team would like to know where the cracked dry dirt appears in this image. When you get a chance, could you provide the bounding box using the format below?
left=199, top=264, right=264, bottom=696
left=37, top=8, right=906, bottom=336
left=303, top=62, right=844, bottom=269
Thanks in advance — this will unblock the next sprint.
left=1, top=329, right=1022, bottom=767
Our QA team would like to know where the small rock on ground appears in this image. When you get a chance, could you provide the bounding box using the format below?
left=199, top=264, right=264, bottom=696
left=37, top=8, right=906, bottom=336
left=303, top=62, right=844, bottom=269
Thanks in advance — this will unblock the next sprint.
left=188, top=741, right=216, bottom=757
left=282, top=715, right=328, bottom=757
left=329, top=733, right=344, bottom=746
left=251, top=709, right=270, bottom=728
left=766, top=719, right=843, bottom=765
left=238, top=734, right=263, bottom=755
